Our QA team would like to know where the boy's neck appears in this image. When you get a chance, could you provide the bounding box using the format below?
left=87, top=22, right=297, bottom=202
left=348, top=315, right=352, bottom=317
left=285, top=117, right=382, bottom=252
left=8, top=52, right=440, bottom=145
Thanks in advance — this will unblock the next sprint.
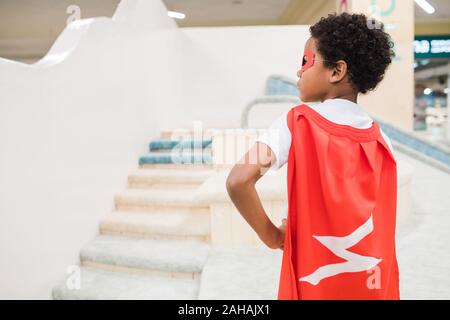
left=321, top=92, right=358, bottom=104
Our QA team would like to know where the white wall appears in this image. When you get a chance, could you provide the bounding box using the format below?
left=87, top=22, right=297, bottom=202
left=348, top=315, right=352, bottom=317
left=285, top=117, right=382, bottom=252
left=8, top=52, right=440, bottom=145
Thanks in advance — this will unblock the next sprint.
left=171, top=25, right=309, bottom=130
left=0, top=0, right=180, bottom=299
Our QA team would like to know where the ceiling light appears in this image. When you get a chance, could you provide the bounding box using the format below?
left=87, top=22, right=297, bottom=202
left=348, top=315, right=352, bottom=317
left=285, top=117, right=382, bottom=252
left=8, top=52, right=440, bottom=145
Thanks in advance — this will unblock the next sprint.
left=168, top=11, right=185, bottom=19
left=414, top=0, right=435, bottom=14
left=424, top=88, right=433, bottom=95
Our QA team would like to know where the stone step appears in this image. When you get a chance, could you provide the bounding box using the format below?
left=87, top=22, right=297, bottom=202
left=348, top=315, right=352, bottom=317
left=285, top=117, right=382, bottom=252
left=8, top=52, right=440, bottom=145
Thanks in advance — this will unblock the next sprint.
left=140, top=163, right=214, bottom=170
left=52, top=267, right=199, bottom=300
left=79, top=235, right=210, bottom=279
left=149, top=139, right=212, bottom=151
left=127, top=168, right=213, bottom=189
left=114, top=188, right=209, bottom=213
left=139, top=152, right=212, bottom=166
left=198, top=245, right=282, bottom=300
left=99, top=210, right=211, bottom=242
left=151, top=148, right=210, bottom=154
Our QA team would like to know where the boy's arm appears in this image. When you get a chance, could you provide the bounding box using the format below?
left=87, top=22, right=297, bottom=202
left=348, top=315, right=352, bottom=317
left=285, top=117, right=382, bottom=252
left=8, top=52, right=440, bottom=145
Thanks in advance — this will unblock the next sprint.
left=225, top=142, right=284, bottom=249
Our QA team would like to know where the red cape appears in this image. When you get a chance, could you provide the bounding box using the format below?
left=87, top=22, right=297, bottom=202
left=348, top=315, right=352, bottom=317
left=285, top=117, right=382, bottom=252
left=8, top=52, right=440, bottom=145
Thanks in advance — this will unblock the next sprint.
left=278, top=104, right=400, bottom=300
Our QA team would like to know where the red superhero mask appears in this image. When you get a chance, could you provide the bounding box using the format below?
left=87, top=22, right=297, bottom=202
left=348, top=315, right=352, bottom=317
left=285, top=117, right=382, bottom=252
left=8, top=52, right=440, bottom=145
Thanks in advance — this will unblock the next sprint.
left=301, top=50, right=315, bottom=73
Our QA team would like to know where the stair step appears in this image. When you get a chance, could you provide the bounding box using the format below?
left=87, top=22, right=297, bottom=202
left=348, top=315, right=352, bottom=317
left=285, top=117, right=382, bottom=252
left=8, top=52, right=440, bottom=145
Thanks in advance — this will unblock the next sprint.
left=99, top=211, right=211, bottom=241
left=128, top=168, right=213, bottom=189
left=139, top=152, right=212, bottom=166
left=198, top=246, right=282, bottom=300
left=52, top=267, right=199, bottom=300
left=149, top=139, right=212, bottom=151
left=151, top=148, right=210, bottom=154
left=114, top=188, right=208, bottom=213
left=140, top=163, right=214, bottom=170
left=80, top=235, right=210, bottom=279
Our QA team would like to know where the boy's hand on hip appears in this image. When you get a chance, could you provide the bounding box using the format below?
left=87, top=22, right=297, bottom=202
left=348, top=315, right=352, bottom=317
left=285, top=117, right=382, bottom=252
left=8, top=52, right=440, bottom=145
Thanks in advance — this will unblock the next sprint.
left=266, top=218, right=287, bottom=250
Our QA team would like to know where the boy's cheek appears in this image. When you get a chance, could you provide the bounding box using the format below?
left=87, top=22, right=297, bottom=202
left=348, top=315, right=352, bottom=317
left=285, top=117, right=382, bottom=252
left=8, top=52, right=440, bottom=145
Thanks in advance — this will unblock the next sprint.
left=299, top=79, right=311, bottom=101
left=299, top=72, right=312, bottom=91
left=300, top=74, right=325, bottom=102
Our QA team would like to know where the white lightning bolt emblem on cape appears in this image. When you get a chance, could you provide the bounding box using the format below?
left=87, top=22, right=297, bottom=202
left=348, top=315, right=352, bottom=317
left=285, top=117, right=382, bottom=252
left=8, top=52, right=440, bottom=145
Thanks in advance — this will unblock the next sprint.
left=299, top=213, right=382, bottom=285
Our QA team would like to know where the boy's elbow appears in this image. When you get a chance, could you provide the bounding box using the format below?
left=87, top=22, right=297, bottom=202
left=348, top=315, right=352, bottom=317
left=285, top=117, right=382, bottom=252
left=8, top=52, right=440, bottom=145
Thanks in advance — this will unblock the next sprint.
left=225, top=172, right=241, bottom=194
left=226, top=168, right=251, bottom=194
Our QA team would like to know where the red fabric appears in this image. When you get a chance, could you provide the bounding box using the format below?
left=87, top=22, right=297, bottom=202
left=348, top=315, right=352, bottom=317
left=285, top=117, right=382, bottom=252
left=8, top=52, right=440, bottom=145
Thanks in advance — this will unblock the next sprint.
left=301, top=50, right=315, bottom=73
left=278, top=104, right=400, bottom=300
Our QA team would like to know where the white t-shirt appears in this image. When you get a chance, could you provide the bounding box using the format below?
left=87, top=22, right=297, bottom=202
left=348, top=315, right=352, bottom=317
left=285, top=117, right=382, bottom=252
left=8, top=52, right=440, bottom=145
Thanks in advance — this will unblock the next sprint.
left=256, top=98, right=395, bottom=219
left=255, top=98, right=395, bottom=174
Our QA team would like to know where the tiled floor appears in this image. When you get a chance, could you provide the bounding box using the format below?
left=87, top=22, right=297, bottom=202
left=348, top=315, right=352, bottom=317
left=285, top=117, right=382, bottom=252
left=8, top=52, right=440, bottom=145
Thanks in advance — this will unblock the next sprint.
left=395, top=150, right=450, bottom=299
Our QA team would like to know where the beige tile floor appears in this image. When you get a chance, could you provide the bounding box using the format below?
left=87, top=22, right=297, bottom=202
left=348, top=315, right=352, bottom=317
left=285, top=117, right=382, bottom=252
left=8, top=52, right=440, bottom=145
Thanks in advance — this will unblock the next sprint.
left=395, top=150, right=450, bottom=299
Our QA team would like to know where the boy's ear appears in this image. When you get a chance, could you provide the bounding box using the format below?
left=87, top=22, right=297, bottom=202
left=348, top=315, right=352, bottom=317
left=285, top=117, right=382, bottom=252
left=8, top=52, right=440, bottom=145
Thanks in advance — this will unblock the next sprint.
left=329, top=60, right=348, bottom=84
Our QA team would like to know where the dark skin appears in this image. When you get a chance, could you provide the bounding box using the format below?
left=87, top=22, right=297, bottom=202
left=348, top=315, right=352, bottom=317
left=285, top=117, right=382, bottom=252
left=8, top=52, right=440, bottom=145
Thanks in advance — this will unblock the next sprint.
left=226, top=36, right=359, bottom=250
left=298, top=37, right=358, bottom=104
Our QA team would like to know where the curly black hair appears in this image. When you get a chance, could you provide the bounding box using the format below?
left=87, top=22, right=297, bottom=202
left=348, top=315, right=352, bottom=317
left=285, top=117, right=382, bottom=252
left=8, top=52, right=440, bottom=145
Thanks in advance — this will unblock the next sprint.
left=310, top=13, right=395, bottom=94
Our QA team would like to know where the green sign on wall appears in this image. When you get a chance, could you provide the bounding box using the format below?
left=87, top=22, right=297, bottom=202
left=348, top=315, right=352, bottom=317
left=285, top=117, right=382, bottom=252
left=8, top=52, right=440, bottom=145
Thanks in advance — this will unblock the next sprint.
left=414, top=35, right=450, bottom=59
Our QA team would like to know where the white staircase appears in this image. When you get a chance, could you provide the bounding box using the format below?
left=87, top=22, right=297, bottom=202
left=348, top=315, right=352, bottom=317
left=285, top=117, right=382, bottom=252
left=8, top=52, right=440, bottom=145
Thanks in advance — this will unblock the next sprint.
left=52, top=136, right=216, bottom=299
left=52, top=134, right=282, bottom=300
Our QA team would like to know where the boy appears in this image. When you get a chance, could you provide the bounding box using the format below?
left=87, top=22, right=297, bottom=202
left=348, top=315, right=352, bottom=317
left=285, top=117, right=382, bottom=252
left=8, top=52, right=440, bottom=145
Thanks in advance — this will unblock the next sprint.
left=226, top=13, right=399, bottom=300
